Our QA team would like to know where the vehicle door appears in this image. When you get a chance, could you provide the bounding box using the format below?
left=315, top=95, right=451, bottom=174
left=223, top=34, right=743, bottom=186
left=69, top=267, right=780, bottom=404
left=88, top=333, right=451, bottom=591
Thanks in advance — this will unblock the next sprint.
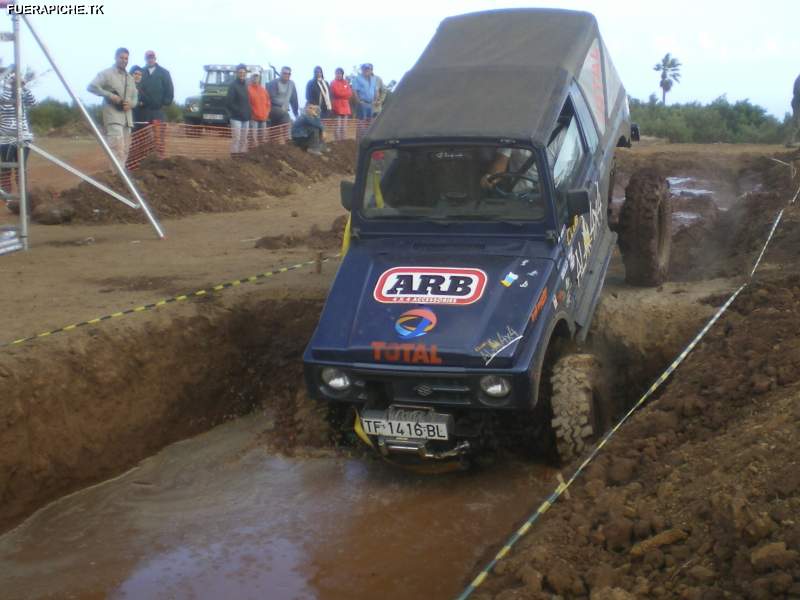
left=548, top=91, right=600, bottom=315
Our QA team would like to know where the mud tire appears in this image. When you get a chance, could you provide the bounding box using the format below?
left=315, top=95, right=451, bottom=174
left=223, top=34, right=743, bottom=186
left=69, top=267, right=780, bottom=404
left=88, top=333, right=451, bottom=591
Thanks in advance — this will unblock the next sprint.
left=618, top=169, right=672, bottom=286
left=550, top=353, right=602, bottom=464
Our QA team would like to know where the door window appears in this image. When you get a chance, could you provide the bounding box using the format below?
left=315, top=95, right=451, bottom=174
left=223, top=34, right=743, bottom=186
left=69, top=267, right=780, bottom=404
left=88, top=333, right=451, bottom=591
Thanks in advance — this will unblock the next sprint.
left=550, top=111, right=586, bottom=223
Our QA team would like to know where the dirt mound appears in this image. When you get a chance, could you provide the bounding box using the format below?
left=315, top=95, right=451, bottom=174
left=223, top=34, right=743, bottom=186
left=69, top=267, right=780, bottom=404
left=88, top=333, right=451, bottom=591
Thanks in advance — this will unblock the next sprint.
left=470, top=159, right=800, bottom=599
left=52, top=140, right=357, bottom=224
left=474, top=270, right=800, bottom=600
left=665, top=153, right=798, bottom=282
left=255, top=214, right=347, bottom=250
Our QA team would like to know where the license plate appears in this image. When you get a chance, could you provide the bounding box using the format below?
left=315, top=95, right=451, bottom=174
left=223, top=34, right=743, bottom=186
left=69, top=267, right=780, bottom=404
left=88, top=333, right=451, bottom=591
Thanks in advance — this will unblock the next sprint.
left=203, top=113, right=225, bottom=121
left=360, top=408, right=450, bottom=441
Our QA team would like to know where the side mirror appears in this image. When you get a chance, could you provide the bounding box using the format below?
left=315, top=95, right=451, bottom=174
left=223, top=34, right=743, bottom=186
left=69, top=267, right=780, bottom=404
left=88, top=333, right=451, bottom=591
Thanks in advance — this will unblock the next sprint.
left=340, top=180, right=355, bottom=211
left=566, top=188, right=591, bottom=218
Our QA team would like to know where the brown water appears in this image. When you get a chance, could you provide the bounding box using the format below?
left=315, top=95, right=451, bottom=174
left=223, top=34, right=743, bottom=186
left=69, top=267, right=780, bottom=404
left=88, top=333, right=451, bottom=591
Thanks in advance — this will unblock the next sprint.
left=0, top=413, right=556, bottom=600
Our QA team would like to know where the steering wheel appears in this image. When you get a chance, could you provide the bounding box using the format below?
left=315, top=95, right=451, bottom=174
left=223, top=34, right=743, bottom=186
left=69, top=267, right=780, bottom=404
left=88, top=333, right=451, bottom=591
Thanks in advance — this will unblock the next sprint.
left=485, top=172, right=538, bottom=188
left=483, top=173, right=539, bottom=203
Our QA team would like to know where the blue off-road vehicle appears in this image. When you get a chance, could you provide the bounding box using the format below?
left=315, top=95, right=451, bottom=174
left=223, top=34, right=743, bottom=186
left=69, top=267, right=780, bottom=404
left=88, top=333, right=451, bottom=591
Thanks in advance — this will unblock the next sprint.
left=304, top=9, right=666, bottom=465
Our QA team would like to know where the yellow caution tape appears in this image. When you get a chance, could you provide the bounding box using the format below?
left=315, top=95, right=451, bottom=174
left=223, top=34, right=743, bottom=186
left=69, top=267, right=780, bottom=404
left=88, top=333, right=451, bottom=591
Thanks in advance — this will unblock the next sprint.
left=1, top=255, right=338, bottom=350
left=455, top=178, right=800, bottom=600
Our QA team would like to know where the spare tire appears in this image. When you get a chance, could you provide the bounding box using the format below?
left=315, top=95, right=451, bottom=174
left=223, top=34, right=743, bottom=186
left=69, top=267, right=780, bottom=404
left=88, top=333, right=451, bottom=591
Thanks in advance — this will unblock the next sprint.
left=549, top=353, right=602, bottom=464
left=618, top=169, right=671, bottom=286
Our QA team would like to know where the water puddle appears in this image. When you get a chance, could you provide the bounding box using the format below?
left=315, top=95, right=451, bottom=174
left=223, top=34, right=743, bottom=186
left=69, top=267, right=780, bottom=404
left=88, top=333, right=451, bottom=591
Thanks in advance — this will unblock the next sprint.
left=0, top=413, right=555, bottom=600
left=667, top=176, right=717, bottom=198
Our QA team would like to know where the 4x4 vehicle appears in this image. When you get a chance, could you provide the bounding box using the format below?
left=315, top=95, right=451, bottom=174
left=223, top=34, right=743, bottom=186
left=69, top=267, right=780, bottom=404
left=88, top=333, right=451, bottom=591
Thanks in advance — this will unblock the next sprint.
left=304, top=9, right=666, bottom=465
left=183, top=64, right=276, bottom=127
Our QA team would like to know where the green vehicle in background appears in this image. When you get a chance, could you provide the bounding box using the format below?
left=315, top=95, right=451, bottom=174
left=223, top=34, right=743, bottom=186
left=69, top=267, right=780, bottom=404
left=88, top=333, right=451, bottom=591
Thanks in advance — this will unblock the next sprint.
left=183, top=64, right=277, bottom=127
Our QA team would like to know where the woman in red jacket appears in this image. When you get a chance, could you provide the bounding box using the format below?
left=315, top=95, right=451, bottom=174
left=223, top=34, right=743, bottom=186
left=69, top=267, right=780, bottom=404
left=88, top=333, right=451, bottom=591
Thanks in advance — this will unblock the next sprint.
left=330, top=67, right=353, bottom=141
left=248, top=72, right=271, bottom=146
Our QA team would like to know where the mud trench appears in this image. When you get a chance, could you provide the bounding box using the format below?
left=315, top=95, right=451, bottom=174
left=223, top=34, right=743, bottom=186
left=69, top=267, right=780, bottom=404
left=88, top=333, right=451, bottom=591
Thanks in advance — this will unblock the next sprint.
left=0, top=163, right=776, bottom=599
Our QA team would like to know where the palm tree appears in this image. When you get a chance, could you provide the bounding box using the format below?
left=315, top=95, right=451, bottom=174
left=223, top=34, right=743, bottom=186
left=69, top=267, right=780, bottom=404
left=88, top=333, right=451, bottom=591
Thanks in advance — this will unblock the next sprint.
left=653, top=53, right=681, bottom=104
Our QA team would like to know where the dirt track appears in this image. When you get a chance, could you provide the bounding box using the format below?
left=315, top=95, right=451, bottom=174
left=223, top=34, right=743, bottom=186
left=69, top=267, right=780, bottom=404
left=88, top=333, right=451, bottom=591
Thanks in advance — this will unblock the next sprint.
left=1, top=141, right=799, bottom=599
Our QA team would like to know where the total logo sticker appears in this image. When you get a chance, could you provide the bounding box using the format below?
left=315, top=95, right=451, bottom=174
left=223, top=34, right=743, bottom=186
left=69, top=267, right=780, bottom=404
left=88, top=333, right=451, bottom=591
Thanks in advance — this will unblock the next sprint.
left=395, top=308, right=437, bottom=339
left=374, top=267, right=487, bottom=305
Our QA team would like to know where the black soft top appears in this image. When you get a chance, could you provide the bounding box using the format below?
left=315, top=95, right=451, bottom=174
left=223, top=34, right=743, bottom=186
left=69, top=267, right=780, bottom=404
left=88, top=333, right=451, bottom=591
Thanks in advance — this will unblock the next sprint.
left=363, top=9, right=615, bottom=148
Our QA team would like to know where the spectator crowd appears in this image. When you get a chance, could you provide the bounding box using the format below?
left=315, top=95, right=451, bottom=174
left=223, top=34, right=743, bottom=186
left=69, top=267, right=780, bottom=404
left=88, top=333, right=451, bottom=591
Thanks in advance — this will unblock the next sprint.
left=0, top=49, right=392, bottom=200
left=86, top=49, right=389, bottom=164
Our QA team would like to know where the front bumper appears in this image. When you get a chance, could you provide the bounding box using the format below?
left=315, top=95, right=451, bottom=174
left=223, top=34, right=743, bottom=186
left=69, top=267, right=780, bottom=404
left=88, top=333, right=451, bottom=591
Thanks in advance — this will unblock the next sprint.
left=304, top=362, right=534, bottom=411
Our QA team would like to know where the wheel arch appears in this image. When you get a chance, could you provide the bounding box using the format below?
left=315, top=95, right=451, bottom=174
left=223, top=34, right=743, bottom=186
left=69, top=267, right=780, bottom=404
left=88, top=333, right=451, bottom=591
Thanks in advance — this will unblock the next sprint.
left=529, top=316, right=573, bottom=409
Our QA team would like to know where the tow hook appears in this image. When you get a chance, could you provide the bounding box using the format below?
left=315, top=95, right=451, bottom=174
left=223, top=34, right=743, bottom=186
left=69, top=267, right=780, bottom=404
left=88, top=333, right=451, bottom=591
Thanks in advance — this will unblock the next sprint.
left=377, top=438, right=471, bottom=460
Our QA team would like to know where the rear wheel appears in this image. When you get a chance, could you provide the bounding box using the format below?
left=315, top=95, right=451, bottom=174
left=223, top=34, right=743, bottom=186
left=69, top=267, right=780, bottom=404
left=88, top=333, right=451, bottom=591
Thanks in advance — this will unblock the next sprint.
left=549, top=353, right=603, bottom=464
left=618, top=169, right=672, bottom=286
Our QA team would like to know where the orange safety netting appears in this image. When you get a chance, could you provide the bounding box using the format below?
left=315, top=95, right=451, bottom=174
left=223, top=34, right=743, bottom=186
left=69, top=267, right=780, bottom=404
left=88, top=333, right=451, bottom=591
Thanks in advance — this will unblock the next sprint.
left=125, top=118, right=372, bottom=170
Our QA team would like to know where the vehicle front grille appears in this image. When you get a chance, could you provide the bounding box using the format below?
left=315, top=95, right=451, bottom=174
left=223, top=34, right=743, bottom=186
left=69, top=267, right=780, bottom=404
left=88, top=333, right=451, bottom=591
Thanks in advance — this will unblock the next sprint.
left=392, top=377, right=473, bottom=405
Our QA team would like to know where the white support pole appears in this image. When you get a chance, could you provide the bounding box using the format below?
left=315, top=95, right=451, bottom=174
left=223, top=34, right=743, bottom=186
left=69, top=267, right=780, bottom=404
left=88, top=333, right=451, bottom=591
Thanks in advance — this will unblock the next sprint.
left=28, top=143, right=139, bottom=208
left=12, top=13, right=27, bottom=249
left=20, top=14, right=165, bottom=239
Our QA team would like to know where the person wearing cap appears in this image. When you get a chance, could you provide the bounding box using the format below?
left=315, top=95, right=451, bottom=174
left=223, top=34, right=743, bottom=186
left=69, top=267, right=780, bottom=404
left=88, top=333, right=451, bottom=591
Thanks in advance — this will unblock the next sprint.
left=248, top=71, right=270, bottom=146
left=88, top=48, right=138, bottom=166
left=352, top=63, right=387, bottom=120
left=266, top=66, right=299, bottom=128
left=139, top=50, right=173, bottom=158
left=226, top=64, right=251, bottom=156
left=291, top=104, right=325, bottom=155
left=128, top=66, right=149, bottom=132
left=126, top=65, right=150, bottom=169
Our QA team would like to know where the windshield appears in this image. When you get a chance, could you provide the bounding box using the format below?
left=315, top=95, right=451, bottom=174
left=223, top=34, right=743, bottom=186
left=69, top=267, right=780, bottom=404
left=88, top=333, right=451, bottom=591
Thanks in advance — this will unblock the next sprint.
left=205, top=70, right=236, bottom=85
left=360, top=145, right=545, bottom=221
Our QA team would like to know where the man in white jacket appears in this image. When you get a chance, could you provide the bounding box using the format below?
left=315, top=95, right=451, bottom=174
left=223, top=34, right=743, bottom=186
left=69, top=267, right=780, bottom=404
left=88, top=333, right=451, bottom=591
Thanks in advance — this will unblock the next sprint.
left=88, top=47, right=138, bottom=165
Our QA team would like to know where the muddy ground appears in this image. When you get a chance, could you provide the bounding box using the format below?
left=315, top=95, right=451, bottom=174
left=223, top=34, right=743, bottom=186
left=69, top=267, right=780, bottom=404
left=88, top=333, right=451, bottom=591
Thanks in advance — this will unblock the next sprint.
left=1, top=141, right=798, bottom=599
left=471, top=148, right=800, bottom=600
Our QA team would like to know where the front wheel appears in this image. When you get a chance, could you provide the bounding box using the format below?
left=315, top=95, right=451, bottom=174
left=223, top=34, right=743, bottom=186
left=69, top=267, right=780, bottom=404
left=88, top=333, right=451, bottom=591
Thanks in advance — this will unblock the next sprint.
left=549, top=353, right=603, bottom=464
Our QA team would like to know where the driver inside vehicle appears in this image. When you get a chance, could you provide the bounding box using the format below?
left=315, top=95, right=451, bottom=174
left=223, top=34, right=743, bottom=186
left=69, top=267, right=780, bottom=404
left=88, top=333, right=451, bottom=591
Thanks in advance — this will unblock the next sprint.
left=480, top=148, right=539, bottom=198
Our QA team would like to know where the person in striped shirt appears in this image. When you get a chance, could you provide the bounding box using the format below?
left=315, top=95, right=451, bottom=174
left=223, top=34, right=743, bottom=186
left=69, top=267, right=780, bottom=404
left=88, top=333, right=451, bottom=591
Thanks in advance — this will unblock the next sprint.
left=0, top=66, right=35, bottom=197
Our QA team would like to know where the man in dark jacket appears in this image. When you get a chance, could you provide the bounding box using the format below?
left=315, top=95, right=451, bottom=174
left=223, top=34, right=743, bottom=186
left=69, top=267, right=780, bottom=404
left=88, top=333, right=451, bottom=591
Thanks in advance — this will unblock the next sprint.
left=226, top=64, right=251, bottom=155
left=140, top=50, right=174, bottom=158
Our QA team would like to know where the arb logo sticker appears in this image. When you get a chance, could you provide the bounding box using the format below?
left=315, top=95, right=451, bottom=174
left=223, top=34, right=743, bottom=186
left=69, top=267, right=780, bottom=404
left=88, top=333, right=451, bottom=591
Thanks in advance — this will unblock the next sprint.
left=374, top=267, right=487, bottom=305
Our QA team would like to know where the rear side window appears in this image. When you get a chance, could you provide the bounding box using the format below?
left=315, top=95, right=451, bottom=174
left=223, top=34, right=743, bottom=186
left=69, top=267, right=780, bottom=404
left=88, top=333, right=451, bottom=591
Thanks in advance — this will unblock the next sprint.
left=577, top=38, right=606, bottom=135
left=572, top=89, right=599, bottom=154
left=602, top=38, right=622, bottom=118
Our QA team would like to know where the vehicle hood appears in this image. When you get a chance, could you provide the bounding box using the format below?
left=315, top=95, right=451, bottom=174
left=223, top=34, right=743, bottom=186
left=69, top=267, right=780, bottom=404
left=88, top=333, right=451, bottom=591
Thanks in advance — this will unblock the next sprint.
left=308, top=239, right=557, bottom=369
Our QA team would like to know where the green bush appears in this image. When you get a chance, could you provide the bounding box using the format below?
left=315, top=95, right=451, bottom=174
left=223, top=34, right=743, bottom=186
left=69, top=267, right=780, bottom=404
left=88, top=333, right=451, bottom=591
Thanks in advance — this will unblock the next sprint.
left=164, top=102, right=183, bottom=122
left=28, top=98, right=101, bottom=135
left=630, top=95, right=789, bottom=144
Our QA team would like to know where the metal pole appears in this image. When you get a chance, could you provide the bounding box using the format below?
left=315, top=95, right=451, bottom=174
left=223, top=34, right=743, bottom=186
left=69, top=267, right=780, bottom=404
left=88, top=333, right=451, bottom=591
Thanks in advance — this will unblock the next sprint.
left=20, top=14, right=165, bottom=239
left=28, top=143, right=138, bottom=208
left=12, top=13, right=27, bottom=250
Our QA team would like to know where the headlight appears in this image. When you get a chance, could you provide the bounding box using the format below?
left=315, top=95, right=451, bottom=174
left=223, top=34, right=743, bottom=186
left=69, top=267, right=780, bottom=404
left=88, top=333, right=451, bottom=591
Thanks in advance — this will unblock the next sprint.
left=321, top=367, right=351, bottom=391
left=480, top=375, right=511, bottom=398
left=188, top=103, right=200, bottom=113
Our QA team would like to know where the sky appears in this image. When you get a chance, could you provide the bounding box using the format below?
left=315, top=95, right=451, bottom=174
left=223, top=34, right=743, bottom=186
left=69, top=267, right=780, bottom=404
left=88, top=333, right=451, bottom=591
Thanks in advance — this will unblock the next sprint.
left=1, top=0, right=798, bottom=119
